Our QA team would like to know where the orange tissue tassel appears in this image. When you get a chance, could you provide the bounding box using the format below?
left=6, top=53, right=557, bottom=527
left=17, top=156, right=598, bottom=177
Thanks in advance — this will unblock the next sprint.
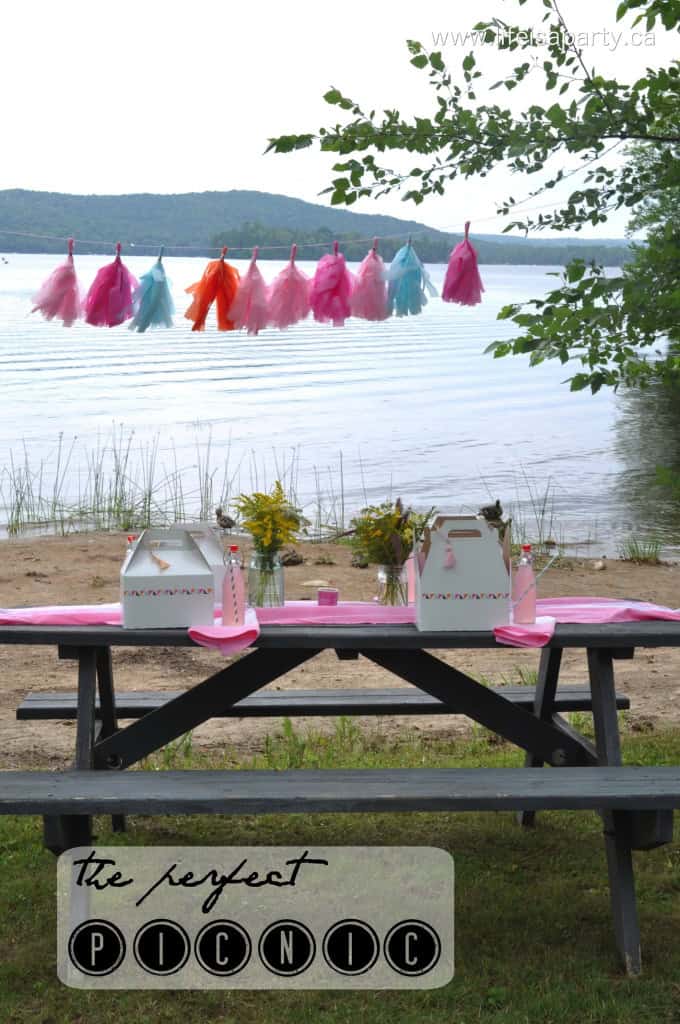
left=184, top=247, right=240, bottom=331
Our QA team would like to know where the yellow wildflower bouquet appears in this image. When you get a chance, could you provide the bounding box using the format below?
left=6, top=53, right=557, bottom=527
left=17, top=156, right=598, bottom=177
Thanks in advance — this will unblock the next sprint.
left=350, top=499, right=435, bottom=605
left=350, top=498, right=415, bottom=567
left=233, top=481, right=305, bottom=567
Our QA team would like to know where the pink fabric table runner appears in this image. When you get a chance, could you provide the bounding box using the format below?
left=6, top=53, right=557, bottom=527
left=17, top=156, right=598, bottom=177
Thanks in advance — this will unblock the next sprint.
left=1, top=598, right=679, bottom=655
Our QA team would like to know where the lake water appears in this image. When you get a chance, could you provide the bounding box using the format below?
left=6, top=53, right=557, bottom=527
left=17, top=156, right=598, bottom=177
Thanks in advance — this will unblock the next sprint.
left=1, top=252, right=679, bottom=555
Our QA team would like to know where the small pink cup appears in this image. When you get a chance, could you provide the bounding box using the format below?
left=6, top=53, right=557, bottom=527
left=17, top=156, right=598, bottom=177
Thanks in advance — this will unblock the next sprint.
left=318, top=587, right=339, bottom=606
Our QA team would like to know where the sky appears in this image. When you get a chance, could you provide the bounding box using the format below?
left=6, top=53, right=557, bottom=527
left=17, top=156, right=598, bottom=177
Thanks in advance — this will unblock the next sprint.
left=1, top=0, right=676, bottom=239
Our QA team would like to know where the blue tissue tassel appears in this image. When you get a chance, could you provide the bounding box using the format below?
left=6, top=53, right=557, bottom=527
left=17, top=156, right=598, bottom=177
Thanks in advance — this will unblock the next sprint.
left=129, top=251, right=174, bottom=332
left=386, top=242, right=437, bottom=317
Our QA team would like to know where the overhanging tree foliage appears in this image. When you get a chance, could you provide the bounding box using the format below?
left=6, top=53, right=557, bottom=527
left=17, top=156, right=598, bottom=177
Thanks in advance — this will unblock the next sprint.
left=267, top=0, right=680, bottom=392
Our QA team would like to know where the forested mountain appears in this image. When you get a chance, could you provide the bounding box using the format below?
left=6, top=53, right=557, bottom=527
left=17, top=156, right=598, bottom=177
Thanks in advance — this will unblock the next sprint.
left=0, top=189, right=631, bottom=265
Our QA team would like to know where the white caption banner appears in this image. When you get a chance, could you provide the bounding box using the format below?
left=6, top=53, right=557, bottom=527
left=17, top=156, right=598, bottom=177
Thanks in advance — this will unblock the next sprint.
left=57, top=846, right=454, bottom=989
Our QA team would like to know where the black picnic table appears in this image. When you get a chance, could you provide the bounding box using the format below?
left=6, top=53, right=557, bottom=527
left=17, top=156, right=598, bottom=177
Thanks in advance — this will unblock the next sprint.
left=2, top=618, right=680, bottom=975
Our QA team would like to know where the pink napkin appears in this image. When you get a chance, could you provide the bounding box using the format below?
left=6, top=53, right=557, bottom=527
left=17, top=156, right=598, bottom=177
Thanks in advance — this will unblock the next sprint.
left=187, top=607, right=261, bottom=655
left=494, top=616, right=556, bottom=648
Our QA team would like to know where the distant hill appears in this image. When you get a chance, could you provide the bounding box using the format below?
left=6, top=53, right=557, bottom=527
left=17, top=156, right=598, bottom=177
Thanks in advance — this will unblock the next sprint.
left=0, top=189, right=632, bottom=266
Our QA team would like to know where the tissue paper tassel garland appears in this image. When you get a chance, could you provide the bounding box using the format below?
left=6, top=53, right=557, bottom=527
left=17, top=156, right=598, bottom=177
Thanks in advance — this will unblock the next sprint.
left=184, top=248, right=240, bottom=331
left=442, top=222, right=484, bottom=306
left=267, top=244, right=311, bottom=329
left=228, top=247, right=269, bottom=336
left=31, top=238, right=82, bottom=327
left=129, top=249, right=175, bottom=332
left=386, top=241, right=437, bottom=317
left=350, top=241, right=388, bottom=321
left=83, top=243, right=138, bottom=327
left=309, top=241, right=353, bottom=327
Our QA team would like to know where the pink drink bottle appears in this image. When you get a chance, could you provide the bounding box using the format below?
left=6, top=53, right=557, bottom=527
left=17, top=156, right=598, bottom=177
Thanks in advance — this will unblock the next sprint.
left=222, top=544, right=246, bottom=626
left=512, top=544, right=536, bottom=624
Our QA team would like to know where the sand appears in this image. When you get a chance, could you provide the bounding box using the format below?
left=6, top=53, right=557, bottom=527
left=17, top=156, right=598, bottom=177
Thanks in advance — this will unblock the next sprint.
left=0, top=532, right=678, bottom=769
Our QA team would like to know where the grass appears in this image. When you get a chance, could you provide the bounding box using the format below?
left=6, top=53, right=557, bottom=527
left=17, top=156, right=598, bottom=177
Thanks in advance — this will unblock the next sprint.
left=497, top=667, right=539, bottom=688
left=503, top=476, right=577, bottom=576
left=504, top=472, right=603, bottom=563
left=509, top=469, right=562, bottom=552
left=2, top=723, right=680, bottom=1023
left=618, top=536, right=663, bottom=565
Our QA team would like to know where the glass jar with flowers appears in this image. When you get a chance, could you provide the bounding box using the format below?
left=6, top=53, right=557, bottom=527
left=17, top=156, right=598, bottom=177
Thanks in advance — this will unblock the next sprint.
left=349, top=498, right=417, bottom=606
left=350, top=500, right=436, bottom=605
left=233, top=481, right=306, bottom=607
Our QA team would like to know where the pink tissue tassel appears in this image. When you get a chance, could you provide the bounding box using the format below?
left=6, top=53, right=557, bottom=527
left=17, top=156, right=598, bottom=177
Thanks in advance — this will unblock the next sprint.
left=309, top=240, right=353, bottom=327
left=31, top=238, right=82, bottom=327
left=83, top=243, right=138, bottom=327
left=267, top=244, right=311, bottom=329
left=442, top=221, right=485, bottom=306
left=228, top=247, right=270, bottom=335
left=350, top=240, right=388, bottom=321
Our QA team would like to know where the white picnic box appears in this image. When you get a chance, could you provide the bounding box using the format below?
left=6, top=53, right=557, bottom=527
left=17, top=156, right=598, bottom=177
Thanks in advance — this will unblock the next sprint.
left=415, top=514, right=511, bottom=631
left=121, top=527, right=216, bottom=628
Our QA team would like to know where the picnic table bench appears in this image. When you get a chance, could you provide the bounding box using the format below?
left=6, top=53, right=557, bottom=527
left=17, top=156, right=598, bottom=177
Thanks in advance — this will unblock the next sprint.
left=2, top=618, right=680, bottom=975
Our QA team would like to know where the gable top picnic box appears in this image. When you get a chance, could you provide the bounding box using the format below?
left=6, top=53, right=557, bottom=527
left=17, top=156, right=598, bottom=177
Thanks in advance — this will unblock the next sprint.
left=121, top=526, right=219, bottom=628
left=415, top=514, right=511, bottom=631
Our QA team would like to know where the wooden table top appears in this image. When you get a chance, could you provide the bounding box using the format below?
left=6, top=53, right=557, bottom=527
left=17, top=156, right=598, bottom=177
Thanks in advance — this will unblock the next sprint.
left=1, top=619, right=679, bottom=649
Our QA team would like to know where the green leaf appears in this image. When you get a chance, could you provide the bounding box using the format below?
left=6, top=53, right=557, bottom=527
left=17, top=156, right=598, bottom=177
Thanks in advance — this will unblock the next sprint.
left=546, top=103, right=566, bottom=127
left=566, top=261, right=586, bottom=282
left=486, top=341, right=511, bottom=358
left=430, top=51, right=445, bottom=72
left=462, top=54, right=475, bottom=72
left=410, top=55, right=428, bottom=69
left=265, top=133, right=314, bottom=154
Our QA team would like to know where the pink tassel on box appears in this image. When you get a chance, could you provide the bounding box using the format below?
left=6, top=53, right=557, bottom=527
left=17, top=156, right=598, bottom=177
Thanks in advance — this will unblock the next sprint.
left=309, top=240, right=353, bottom=327
left=267, top=244, right=311, bottom=329
left=83, top=243, right=138, bottom=327
left=31, top=238, right=82, bottom=327
left=228, top=247, right=269, bottom=336
left=442, top=222, right=484, bottom=306
left=350, top=239, right=388, bottom=321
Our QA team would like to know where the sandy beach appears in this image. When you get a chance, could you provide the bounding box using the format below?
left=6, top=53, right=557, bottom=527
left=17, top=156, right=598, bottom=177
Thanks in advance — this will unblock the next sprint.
left=1, top=532, right=678, bottom=770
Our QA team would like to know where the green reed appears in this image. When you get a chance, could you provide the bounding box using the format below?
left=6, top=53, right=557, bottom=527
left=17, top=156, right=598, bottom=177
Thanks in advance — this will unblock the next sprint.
left=0, top=427, right=351, bottom=541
